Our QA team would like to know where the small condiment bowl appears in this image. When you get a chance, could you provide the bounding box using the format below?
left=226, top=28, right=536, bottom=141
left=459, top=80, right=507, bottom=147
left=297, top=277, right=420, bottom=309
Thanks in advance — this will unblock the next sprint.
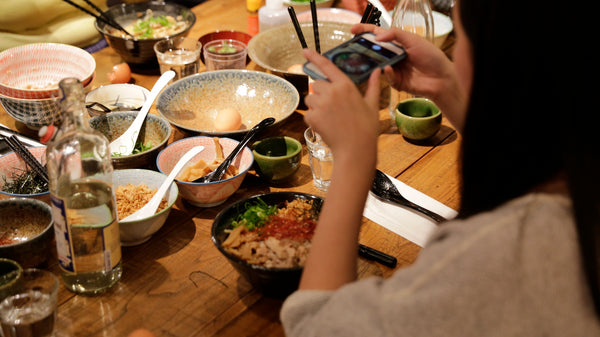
left=251, top=136, right=302, bottom=183
left=0, top=258, right=23, bottom=301
left=85, top=84, right=150, bottom=117
left=0, top=198, right=54, bottom=268
left=394, top=98, right=442, bottom=141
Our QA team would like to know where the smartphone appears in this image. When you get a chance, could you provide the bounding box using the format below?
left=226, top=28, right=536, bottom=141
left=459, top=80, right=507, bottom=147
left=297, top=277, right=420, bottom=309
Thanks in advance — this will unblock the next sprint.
left=302, top=32, right=406, bottom=85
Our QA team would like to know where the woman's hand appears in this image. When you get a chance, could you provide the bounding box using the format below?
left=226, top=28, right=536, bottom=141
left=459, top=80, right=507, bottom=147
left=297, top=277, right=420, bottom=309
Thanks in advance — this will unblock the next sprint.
left=302, top=48, right=381, bottom=164
left=351, top=24, right=467, bottom=132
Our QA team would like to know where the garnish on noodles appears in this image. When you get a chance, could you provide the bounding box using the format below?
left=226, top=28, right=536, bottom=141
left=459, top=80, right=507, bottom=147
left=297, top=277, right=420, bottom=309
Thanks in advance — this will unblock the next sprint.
left=222, top=198, right=318, bottom=268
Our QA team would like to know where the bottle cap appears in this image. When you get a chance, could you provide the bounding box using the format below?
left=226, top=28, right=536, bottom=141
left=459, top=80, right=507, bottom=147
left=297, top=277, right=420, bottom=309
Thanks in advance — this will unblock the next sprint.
left=265, top=0, right=282, bottom=9
left=247, top=0, right=262, bottom=12
left=38, top=124, right=55, bottom=144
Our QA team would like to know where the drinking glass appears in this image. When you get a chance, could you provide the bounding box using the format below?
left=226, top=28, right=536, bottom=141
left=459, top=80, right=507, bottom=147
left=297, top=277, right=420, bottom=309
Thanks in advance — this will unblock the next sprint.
left=203, top=39, right=248, bottom=71
left=154, top=37, right=202, bottom=81
left=304, top=128, right=333, bottom=191
left=0, top=269, right=59, bottom=337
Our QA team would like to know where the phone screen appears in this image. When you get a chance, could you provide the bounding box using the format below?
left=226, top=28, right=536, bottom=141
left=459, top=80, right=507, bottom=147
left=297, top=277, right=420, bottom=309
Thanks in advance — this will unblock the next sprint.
left=303, top=33, right=406, bottom=84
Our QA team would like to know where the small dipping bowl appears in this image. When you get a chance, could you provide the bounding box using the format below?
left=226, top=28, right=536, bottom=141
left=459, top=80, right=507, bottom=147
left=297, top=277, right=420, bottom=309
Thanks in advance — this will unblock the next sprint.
left=394, top=98, right=442, bottom=141
left=252, top=136, right=302, bottom=183
left=0, top=259, right=22, bottom=302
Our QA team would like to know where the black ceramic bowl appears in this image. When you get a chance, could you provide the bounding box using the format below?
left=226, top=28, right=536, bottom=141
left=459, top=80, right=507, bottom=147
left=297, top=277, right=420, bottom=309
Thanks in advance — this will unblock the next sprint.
left=211, top=192, right=323, bottom=298
left=94, top=1, right=196, bottom=70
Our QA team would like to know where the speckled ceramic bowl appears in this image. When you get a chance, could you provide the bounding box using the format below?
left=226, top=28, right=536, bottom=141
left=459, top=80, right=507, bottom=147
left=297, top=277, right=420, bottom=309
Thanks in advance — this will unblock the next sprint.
left=0, top=43, right=95, bottom=99
left=0, top=198, right=54, bottom=268
left=113, top=169, right=178, bottom=246
left=89, top=111, right=171, bottom=169
left=156, top=136, right=253, bottom=207
left=247, top=22, right=353, bottom=104
left=156, top=70, right=299, bottom=135
left=0, top=147, right=49, bottom=203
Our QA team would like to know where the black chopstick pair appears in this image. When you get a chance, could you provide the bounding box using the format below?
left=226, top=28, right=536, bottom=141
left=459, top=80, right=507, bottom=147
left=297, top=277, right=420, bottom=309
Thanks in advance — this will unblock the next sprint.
left=360, top=2, right=382, bottom=26
left=61, top=0, right=132, bottom=37
left=1, top=135, right=48, bottom=184
left=288, top=0, right=320, bottom=53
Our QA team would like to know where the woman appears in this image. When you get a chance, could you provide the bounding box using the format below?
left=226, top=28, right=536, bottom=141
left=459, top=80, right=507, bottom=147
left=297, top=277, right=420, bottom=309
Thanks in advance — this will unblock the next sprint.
left=280, top=0, right=600, bottom=335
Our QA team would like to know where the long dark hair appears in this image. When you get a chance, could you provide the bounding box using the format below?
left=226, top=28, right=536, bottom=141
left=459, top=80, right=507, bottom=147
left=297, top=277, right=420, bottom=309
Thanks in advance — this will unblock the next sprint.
left=458, top=0, right=600, bottom=313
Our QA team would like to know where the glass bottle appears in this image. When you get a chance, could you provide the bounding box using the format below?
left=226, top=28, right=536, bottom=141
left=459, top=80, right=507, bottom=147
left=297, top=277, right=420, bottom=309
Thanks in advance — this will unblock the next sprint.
left=46, top=78, right=122, bottom=294
left=388, top=0, right=434, bottom=118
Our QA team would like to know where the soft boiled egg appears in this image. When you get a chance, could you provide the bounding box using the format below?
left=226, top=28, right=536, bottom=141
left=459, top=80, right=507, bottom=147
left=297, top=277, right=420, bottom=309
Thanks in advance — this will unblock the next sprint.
left=214, top=108, right=242, bottom=131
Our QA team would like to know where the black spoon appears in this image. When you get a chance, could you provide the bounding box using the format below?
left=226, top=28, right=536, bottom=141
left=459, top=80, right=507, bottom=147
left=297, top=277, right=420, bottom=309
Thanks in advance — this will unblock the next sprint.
left=193, top=117, right=276, bottom=183
left=370, top=169, right=446, bottom=223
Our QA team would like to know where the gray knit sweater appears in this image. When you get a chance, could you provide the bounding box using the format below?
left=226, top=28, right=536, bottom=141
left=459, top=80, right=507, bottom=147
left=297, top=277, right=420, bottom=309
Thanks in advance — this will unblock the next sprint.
left=281, top=193, right=600, bottom=336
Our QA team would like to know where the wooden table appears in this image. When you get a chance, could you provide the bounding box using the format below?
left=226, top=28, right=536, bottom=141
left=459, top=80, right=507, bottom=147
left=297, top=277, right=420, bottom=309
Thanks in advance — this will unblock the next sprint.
left=0, top=1, right=461, bottom=336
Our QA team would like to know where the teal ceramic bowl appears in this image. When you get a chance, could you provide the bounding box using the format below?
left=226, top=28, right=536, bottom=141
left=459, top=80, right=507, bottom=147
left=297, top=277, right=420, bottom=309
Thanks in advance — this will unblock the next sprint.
left=394, top=98, right=442, bottom=141
left=252, top=136, right=302, bottom=183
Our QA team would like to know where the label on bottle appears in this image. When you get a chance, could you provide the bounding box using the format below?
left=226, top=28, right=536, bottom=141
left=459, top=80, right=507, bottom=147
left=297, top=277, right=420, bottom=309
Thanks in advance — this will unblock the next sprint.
left=51, top=193, right=121, bottom=274
left=52, top=195, right=75, bottom=273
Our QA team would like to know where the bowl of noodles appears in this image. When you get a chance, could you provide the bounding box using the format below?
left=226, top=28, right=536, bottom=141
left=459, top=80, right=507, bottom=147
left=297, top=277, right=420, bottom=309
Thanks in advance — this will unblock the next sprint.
left=113, top=169, right=178, bottom=246
left=211, top=192, right=323, bottom=298
left=94, top=1, right=196, bottom=70
left=156, top=136, right=254, bottom=207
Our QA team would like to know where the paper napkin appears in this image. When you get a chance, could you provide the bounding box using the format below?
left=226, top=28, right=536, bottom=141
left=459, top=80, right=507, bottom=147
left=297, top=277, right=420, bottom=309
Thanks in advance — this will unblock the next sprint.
left=363, top=172, right=458, bottom=247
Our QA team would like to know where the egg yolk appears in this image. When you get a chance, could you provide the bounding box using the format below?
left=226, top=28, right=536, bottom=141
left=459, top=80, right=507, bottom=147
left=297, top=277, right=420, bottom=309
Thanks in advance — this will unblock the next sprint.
left=214, top=108, right=242, bottom=131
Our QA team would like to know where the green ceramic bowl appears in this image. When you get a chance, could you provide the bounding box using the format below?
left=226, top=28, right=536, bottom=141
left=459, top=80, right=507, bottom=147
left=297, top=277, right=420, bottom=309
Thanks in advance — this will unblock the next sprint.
left=252, top=136, right=302, bottom=183
left=395, top=98, right=442, bottom=140
left=0, top=258, right=22, bottom=301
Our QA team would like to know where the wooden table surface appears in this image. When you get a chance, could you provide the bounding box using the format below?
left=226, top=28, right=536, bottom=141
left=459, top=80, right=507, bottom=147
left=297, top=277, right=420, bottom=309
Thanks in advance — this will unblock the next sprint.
left=0, top=1, right=461, bottom=336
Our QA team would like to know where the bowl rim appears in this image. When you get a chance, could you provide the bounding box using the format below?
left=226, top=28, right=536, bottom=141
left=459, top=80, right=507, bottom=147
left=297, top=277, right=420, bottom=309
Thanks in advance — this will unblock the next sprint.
left=155, top=69, right=300, bottom=136
left=0, top=147, right=49, bottom=197
left=252, top=136, right=302, bottom=160
left=155, top=135, right=254, bottom=186
left=113, top=168, right=179, bottom=223
left=0, top=43, right=96, bottom=97
left=0, top=197, right=53, bottom=248
left=211, top=191, right=324, bottom=272
left=94, top=0, right=197, bottom=41
left=247, top=21, right=354, bottom=75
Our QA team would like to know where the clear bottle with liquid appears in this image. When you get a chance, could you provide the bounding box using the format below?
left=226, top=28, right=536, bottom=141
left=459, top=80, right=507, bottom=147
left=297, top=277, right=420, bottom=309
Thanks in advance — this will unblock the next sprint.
left=389, top=0, right=434, bottom=118
left=258, top=0, right=289, bottom=32
left=45, top=77, right=122, bottom=294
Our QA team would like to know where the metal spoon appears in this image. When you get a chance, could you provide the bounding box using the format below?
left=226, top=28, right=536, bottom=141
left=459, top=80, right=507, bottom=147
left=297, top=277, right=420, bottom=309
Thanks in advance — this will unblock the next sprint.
left=121, top=145, right=205, bottom=222
left=193, top=117, right=275, bottom=183
left=370, top=169, right=446, bottom=223
left=109, top=70, right=175, bottom=156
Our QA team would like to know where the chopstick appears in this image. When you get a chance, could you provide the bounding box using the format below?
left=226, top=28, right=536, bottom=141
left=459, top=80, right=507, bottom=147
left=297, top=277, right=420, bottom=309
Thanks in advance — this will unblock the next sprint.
left=360, top=2, right=382, bottom=26
left=0, top=124, right=44, bottom=148
left=288, top=6, right=308, bottom=49
left=358, top=244, right=397, bottom=268
left=360, top=2, right=374, bottom=23
left=310, top=0, right=320, bottom=54
left=1, top=135, right=48, bottom=184
left=61, top=0, right=132, bottom=37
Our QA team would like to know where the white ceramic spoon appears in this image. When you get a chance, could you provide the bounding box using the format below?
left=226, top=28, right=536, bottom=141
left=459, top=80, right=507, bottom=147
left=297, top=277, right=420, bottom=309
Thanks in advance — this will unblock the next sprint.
left=121, top=145, right=205, bottom=222
left=109, top=70, right=175, bottom=156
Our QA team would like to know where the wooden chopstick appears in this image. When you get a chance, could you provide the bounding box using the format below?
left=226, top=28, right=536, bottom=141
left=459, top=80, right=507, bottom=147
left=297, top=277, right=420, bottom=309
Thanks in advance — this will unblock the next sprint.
left=61, top=0, right=132, bottom=37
